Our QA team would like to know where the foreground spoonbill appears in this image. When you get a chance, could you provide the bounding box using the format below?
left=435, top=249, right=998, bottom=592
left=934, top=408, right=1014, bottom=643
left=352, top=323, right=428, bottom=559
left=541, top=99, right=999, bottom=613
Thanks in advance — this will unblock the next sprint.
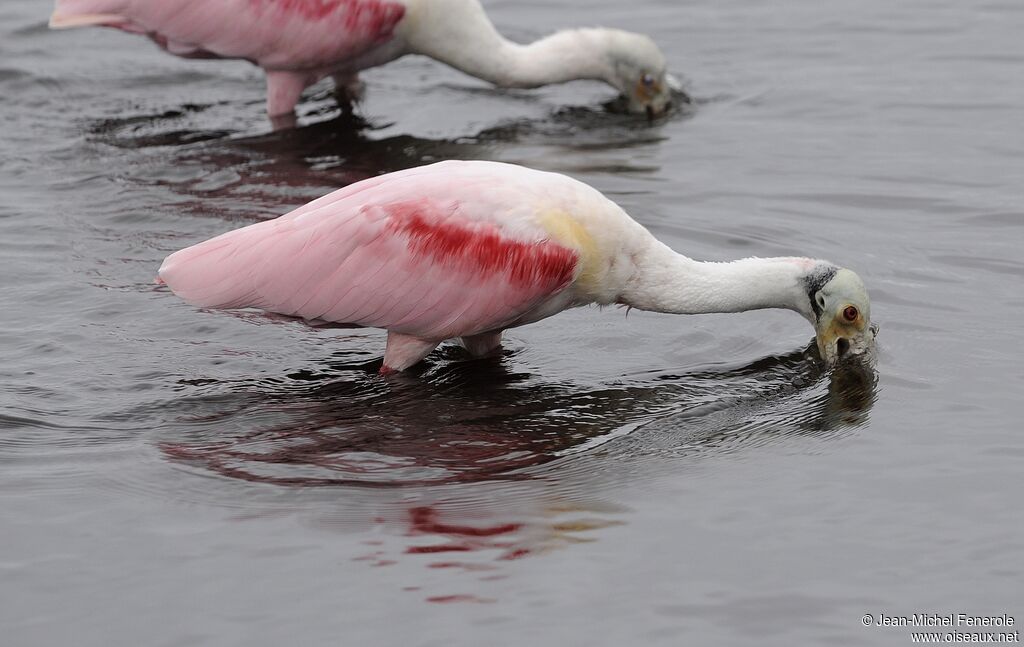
left=159, top=161, right=876, bottom=373
left=49, top=0, right=674, bottom=126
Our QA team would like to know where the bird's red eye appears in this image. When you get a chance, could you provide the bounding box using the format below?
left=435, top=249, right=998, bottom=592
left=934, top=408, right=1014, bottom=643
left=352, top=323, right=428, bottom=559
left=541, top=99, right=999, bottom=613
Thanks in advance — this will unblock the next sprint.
left=843, top=305, right=859, bottom=322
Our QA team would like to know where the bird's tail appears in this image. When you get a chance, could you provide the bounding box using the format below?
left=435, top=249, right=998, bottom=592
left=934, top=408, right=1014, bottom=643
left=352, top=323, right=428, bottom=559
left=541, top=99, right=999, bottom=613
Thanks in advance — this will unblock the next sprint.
left=158, top=222, right=277, bottom=311
left=49, top=0, right=128, bottom=29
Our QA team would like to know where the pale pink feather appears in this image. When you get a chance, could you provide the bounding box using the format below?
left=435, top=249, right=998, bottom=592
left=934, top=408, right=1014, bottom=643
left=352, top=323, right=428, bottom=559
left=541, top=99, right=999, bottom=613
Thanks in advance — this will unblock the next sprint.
left=52, top=0, right=406, bottom=68
left=158, top=161, right=594, bottom=342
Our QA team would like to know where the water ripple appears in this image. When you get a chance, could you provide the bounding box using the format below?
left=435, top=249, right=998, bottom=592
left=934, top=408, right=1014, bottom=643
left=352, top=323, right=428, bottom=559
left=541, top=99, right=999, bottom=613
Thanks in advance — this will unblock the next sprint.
left=93, top=345, right=880, bottom=508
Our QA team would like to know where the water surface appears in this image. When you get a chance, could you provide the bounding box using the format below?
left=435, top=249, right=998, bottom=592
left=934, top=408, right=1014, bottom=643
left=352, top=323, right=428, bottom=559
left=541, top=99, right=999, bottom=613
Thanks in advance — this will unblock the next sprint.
left=2, top=0, right=1022, bottom=644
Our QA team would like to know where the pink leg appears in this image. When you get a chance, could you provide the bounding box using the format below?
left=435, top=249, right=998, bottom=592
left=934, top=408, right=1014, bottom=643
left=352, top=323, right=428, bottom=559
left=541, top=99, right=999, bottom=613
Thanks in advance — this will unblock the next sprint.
left=381, top=331, right=440, bottom=374
left=265, top=69, right=320, bottom=129
left=460, top=331, right=503, bottom=357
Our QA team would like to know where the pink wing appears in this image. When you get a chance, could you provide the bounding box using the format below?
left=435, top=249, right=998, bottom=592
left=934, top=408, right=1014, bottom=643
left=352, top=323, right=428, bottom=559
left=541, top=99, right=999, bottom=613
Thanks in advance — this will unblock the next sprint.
left=159, top=164, right=581, bottom=341
left=52, top=0, right=406, bottom=68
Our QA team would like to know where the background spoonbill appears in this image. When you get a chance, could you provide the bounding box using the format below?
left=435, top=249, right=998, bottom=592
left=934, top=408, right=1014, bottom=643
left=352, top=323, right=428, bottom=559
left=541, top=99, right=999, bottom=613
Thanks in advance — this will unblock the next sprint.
left=49, top=0, right=675, bottom=128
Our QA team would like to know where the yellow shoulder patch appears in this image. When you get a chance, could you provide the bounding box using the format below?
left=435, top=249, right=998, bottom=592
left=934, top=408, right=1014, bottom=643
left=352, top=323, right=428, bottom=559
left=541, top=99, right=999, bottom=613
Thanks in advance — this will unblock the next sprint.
left=537, top=210, right=603, bottom=292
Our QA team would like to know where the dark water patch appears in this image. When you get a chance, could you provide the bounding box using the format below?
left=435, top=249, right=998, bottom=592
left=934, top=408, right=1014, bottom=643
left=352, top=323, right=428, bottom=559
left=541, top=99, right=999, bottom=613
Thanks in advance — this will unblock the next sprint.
left=87, top=103, right=240, bottom=147
left=0, top=67, right=31, bottom=83
left=862, top=173, right=1000, bottom=190
left=960, top=211, right=1024, bottom=228
left=771, top=191, right=964, bottom=215
left=929, top=254, right=1024, bottom=277
left=928, top=53, right=1024, bottom=64
left=979, top=1, right=1024, bottom=11
left=136, top=345, right=875, bottom=494
left=80, top=102, right=702, bottom=223
left=881, top=100, right=1021, bottom=114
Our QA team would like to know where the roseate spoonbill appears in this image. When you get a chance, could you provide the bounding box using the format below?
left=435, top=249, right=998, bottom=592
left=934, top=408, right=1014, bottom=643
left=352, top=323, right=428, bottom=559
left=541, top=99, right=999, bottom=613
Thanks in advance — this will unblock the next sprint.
left=158, top=161, right=876, bottom=373
left=49, top=0, right=675, bottom=127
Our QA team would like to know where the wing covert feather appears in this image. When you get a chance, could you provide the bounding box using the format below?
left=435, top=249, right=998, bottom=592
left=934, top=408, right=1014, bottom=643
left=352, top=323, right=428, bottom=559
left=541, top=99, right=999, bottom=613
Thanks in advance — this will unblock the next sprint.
left=159, top=164, right=583, bottom=339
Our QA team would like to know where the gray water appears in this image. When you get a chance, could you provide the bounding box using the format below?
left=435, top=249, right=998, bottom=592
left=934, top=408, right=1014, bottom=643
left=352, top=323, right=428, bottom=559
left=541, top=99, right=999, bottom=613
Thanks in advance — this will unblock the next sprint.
left=2, top=0, right=1022, bottom=645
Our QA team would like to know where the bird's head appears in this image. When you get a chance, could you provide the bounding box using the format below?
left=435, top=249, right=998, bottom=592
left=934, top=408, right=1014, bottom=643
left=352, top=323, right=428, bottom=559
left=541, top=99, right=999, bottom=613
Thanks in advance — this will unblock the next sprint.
left=805, top=267, right=877, bottom=366
left=602, top=30, right=673, bottom=118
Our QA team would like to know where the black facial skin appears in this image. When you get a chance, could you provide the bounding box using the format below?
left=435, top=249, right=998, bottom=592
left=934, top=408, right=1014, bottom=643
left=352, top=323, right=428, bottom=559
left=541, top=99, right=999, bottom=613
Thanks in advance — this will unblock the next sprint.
left=802, top=264, right=839, bottom=319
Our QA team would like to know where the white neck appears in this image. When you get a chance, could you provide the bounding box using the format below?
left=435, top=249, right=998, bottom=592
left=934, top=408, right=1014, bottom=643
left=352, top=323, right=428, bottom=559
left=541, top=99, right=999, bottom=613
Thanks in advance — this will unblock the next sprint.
left=619, top=241, right=823, bottom=323
left=402, top=0, right=614, bottom=88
